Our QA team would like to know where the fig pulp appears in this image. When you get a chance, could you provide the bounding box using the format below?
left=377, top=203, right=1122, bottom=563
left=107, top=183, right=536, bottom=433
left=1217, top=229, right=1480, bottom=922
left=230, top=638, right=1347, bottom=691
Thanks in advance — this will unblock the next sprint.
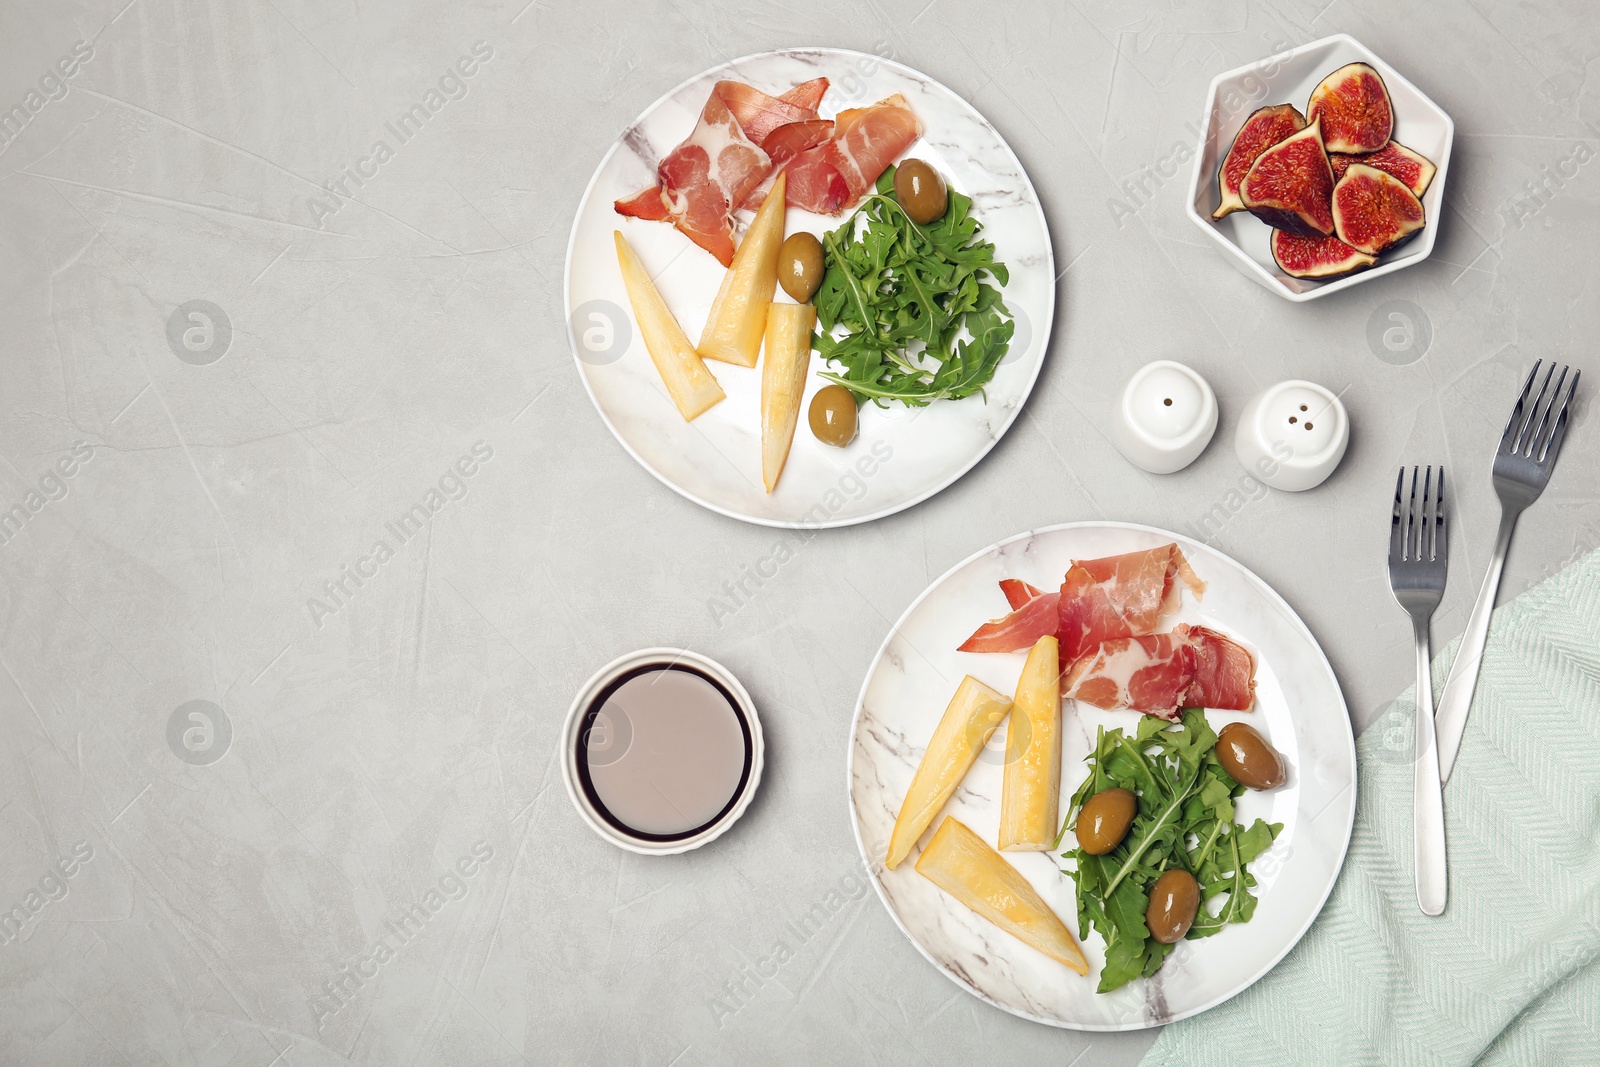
left=1332, top=163, right=1425, bottom=255
left=1271, top=230, right=1377, bottom=279
left=1213, top=104, right=1306, bottom=220
left=1308, top=63, right=1393, bottom=154
left=1329, top=141, right=1436, bottom=196
left=1240, top=118, right=1335, bottom=236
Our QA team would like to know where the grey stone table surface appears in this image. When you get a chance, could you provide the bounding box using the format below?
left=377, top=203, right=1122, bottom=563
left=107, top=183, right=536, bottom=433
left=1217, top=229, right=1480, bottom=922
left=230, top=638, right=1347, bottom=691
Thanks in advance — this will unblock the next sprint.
left=1, top=0, right=1595, bottom=1063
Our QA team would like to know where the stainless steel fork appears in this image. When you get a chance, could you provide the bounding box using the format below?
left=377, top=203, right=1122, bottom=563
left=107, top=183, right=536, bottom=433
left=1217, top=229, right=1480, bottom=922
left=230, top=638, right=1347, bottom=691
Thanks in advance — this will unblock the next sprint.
left=1435, top=362, right=1581, bottom=782
left=1388, top=466, right=1449, bottom=916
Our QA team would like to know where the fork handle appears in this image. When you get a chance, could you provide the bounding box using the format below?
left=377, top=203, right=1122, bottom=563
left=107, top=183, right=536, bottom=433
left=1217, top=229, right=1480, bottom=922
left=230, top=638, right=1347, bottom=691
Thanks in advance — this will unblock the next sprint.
left=1435, top=508, right=1518, bottom=782
left=1412, top=617, right=1447, bottom=916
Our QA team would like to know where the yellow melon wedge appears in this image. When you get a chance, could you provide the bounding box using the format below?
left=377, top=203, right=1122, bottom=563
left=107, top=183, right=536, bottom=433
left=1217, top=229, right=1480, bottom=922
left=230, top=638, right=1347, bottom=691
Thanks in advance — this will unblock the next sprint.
left=760, top=302, right=815, bottom=493
left=698, top=171, right=786, bottom=368
left=613, top=231, right=725, bottom=421
left=998, top=635, right=1062, bottom=852
left=916, top=816, right=1089, bottom=974
left=886, top=676, right=1012, bottom=870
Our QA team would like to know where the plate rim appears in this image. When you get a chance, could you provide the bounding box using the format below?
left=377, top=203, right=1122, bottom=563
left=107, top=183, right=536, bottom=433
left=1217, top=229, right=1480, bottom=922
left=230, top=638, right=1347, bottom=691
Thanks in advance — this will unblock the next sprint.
left=844, top=519, right=1358, bottom=1031
left=563, top=46, right=1056, bottom=529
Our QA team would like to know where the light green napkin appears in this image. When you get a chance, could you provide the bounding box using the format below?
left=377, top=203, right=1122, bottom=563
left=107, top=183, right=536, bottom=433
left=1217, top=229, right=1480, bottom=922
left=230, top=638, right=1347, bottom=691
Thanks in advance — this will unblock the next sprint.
left=1142, top=549, right=1600, bottom=1067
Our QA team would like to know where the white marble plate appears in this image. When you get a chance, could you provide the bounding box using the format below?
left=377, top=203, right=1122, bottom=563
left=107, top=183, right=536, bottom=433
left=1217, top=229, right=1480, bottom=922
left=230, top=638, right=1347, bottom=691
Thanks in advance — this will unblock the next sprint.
left=847, top=522, right=1356, bottom=1030
left=564, top=49, right=1053, bottom=527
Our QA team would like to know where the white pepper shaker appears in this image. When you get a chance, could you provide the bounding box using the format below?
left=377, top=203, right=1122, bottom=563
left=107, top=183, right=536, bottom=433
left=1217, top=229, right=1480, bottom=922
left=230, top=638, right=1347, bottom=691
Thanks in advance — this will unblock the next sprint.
left=1234, top=380, right=1349, bottom=491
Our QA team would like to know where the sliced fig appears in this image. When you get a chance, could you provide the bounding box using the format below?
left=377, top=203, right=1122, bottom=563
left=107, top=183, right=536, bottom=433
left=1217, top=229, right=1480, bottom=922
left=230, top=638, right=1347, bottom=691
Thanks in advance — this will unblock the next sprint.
left=1332, top=163, right=1426, bottom=255
left=1307, top=63, right=1393, bottom=154
left=1271, top=230, right=1378, bottom=279
left=1240, top=118, right=1335, bottom=236
left=1212, top=104, right=1307, bottom=220
left=1329, top=141, right=1437, bottom=196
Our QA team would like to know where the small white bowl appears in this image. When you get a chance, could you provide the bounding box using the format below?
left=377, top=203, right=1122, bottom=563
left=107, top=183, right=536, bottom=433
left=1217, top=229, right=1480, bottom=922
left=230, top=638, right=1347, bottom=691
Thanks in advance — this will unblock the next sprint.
left=1110, top=360, right=1219, bottom=474
left=1186, top=33, right=1454, bottom=302
left=561, top=648, right=764, bottom=855
left=1235, top=380, right=1349, bottom=491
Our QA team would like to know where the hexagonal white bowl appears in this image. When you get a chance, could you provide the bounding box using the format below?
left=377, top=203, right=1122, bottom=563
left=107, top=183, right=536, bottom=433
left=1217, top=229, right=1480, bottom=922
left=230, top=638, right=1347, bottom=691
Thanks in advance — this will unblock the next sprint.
left=1185, top=34, right=1454, bottom=302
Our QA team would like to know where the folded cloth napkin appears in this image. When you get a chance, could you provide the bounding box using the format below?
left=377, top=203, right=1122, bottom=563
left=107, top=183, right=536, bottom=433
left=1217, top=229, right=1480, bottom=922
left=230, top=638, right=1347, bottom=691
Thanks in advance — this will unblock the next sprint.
left=1142, top=549, right=1600, bottom=1067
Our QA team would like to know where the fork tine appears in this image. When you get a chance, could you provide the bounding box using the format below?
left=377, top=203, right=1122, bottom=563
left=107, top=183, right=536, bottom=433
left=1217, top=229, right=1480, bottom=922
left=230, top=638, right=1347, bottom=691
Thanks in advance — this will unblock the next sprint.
left=1523, top=364, right=1568, bottom=457
left=1408, top=465, right=1420, bottom=561
left=1539, top=368, right=1580, bottom=466
left=1420, top=466, right=1432, bottom=560
left=1390, top=468, right=1405, bottom=561
left=1515, top=362, right=1557, bottom=455
left=1435, top=467, right=1447, bottom=561
left=1501, top=361, right=1542, bottom=451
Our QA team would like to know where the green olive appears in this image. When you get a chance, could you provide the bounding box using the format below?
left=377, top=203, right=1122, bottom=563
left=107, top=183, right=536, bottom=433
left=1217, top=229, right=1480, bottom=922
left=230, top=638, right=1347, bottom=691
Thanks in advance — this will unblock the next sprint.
left=893, top=159, right=948, bottom=225
left=808, top=385, right=858, bottom=447
left=1216, top=722, right=1286, bottom=790
left=1146, top=869, right=1200, bottom=944
left=1074, top=787, right=1136, bottom=856
left=778, top=232, right=825, bottom=303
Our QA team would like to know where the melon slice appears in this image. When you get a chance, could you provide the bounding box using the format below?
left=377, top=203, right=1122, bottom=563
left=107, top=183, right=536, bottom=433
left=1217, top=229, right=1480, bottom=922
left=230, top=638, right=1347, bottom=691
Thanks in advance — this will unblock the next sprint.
left=886, top=677, right=1012, bottom=870
left=915, top=816, right=1089, bottom=974
left=698, top=172, right=787, bottom=367
left=998, top=636, right=1062, bottom=852
left=613, top=232, right=725, bottom=420
left=760, top=302, right=815, bottom=493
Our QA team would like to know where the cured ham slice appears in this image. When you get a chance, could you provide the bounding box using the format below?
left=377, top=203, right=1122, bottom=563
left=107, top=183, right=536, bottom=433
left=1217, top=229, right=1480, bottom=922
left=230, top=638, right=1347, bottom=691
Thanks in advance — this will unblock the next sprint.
left=957, top=590, right=1059, bottom=653
left=616, top=79, right=835, bottom=264
left=614, top=85, right=771, bottom=266
left=1057, top=545, right=1205, bottom=665
left=719, top=78, right=828, bottom=146
left=1000, top=579, right=1044, bottom=610
left=784, top=94, right=922, bottom=215
left=1061, top=625, right=1256, bottom=718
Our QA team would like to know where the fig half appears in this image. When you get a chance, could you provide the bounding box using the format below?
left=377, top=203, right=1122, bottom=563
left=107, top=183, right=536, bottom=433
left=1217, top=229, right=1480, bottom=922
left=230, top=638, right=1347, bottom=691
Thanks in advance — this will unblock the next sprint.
left=1240, top=118, right=1335, bottom=236
left=1307, top=63, right=1393, bottom=154
left=1271, top=230, right=1378, bottom=279
left=1330, top=141, right=1437, bottom=196
left=1332, top=163, right=1426, bottom=255
left=1212, top=104, right=1306, bottom=220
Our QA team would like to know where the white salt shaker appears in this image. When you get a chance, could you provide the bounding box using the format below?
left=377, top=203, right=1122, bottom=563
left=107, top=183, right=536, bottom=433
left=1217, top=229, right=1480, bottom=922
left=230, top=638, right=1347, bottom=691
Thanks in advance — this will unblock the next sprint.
left=1110, top=360, right=1219, bottom=474
left=1234, top=380, right=1349, bottom=491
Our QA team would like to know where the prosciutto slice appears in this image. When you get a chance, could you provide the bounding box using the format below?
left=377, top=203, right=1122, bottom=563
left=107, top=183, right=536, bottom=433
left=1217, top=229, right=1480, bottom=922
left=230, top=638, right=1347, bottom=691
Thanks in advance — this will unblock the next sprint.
left=1057, top=545, right=1205, bottom=664
left=999, top=579, right=1044, bottom=610
left=957, top=588, right=1060, bottom=653
left=614, top=79, right=833, bottom=266
left=718, top=78, right=828, bottom=145
left=1061, top=625, right=1256, bottom=718
left=614, top=85, right=772, bottom=266
left=784, top=94, right=922, bottom=214
left=957, top=545, right=1203, bottom=656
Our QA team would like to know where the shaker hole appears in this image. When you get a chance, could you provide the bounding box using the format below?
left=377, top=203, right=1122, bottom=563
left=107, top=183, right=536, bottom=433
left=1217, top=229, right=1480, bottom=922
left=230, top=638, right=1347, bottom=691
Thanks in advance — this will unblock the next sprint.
left=1300, top=404, right=1308, bottom=411
left=1163, top=398, right=1173, bottom=407
left=1289, top=416, right=1298, bottom=424
left=1305, top=422, right=1314, bottom=430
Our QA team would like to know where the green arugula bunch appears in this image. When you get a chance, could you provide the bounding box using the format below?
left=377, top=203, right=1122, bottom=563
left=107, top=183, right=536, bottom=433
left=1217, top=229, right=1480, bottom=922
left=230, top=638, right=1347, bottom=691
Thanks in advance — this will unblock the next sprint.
left=811, top=166, right=1013, bottom=407
left=1060, top=710, right=1282, bottom=993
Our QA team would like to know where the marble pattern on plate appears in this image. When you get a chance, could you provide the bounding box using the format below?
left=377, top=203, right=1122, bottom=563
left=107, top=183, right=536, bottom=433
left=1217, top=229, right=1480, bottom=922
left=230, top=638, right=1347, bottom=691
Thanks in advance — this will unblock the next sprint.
left=847, top=523, right=1357, bottom=1030
left=565, top=49, right=1053, bottom=527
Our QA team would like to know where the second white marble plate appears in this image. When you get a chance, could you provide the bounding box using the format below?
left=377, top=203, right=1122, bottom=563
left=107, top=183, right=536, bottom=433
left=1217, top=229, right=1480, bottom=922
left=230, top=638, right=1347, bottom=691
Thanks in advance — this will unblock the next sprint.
left=565, top=49, right=1053, bottom=527
left=848, top=522, right=1356, bottom=1030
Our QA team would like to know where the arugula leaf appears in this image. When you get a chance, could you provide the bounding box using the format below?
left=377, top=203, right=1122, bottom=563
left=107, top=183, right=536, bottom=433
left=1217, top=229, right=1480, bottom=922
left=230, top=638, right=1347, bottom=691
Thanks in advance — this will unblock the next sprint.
left=1060, top=709, right=1284, bottom=992
left=812, top=166, right=1013, bottom=407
